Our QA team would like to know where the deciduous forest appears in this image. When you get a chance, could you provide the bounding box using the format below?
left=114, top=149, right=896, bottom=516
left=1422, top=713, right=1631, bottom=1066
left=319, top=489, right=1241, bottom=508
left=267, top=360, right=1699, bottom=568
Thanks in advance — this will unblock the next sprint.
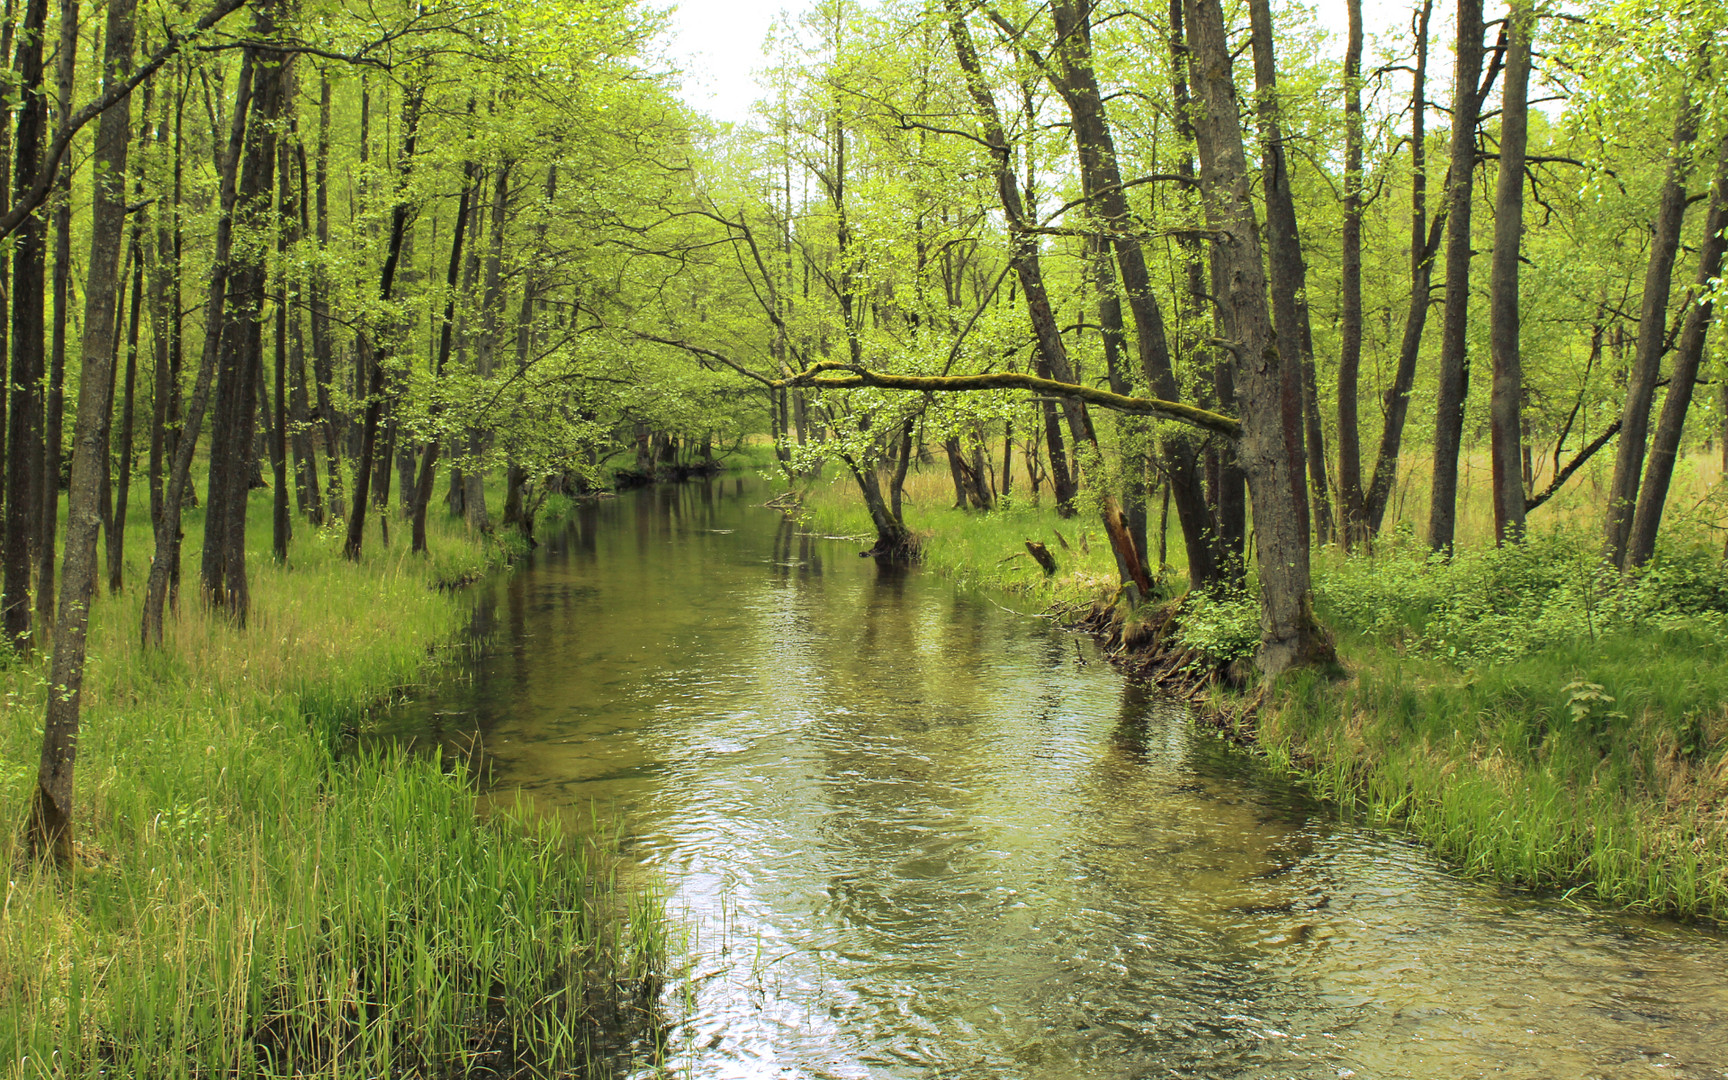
left=4, top=0, right=1728, bottom=1074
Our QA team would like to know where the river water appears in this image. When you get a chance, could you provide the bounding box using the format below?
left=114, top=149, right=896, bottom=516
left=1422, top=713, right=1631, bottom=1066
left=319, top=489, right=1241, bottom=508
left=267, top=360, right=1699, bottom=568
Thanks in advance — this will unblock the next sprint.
left=380, top=479, right=1728, bottom=1079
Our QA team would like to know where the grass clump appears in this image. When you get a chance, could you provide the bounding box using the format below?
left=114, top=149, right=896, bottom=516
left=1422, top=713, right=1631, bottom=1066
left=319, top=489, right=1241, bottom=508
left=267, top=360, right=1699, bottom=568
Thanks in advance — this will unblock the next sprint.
left=0, top=488, right=664, bottom=1077
left=796, top=468, right=1133, bottom=607
left=1260, top=526, right=1728, bottom=920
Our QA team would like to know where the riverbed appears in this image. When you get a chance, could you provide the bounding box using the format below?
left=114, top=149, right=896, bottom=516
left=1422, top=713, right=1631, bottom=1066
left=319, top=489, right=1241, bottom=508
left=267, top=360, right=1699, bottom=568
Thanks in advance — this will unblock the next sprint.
left=380, top=479, right=1728, bottom=1079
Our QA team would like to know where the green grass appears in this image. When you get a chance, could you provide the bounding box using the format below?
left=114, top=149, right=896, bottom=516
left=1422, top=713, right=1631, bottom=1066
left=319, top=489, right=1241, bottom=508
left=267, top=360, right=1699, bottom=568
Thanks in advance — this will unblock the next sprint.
left=795, top=464, right=1146, bottom=607
left=1253, top=528, right=1728, bottom=920
left=0, top=480, right=666, bottom=1077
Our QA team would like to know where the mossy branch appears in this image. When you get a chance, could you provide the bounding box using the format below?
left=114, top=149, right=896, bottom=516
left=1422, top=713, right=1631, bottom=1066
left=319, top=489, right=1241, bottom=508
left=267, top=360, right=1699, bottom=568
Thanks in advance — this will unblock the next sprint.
left=774, top=362, right=1241, bottom=440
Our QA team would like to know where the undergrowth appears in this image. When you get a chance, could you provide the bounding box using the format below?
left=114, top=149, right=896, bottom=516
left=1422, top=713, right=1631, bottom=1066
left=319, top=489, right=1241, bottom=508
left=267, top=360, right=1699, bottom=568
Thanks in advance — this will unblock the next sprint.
left=1258, top=525, right=1728, bottom=920
left=0, top=486, right=665, bottom=1077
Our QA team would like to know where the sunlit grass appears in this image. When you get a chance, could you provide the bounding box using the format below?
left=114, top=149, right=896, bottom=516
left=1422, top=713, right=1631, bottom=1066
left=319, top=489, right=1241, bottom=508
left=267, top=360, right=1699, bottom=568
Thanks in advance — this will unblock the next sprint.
left=0, top=482, right=665, bottom=1077
left=796, top=460, right=1152, bottom=607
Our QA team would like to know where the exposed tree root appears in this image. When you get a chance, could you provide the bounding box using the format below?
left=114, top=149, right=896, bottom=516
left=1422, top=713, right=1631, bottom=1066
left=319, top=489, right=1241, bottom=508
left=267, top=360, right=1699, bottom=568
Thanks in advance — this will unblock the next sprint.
left=1067, top=594, right=1266, bottom=744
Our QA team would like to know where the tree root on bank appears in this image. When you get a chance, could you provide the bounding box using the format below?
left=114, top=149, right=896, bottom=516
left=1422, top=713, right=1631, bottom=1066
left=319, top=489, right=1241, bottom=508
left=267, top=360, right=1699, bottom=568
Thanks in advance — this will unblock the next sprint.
left=1067, top=594, right=1266, bottom=743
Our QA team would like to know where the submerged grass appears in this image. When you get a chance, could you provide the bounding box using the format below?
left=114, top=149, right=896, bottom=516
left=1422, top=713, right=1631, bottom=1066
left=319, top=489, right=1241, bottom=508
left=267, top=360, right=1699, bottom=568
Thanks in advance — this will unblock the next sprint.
left=0, top=487, right=667, bottom=1078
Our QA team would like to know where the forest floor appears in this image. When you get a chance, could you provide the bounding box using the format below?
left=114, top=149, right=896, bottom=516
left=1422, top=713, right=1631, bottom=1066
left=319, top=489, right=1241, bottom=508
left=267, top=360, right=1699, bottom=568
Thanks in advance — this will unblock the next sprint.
left=795, top=456, right=1728, bottom=923
left=0, top=487, right=665, bottom=1077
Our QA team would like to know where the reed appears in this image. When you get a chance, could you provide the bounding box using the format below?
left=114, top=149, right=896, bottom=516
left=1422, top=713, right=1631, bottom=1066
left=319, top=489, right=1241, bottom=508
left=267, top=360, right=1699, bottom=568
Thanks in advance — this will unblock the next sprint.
left=0, top=486, right=665, bottom=1077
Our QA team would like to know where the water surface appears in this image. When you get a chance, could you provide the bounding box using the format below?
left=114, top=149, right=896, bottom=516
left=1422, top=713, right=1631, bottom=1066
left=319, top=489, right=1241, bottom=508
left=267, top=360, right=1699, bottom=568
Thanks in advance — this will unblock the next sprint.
left=382, top=480, right=1728, bottom=1079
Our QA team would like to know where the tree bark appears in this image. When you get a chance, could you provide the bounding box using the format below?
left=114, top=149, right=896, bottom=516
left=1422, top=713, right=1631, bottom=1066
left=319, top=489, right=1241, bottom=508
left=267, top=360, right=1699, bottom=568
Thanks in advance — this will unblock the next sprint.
left=1487, top=1, right=1532, bottom=545
left=141, top=53, right=253, bottom=646
left=147, top=65, right=182, bottom=533
left=465, top=158, right=510, bottom=534
left=1365, top=0, right=1437, bottom=536
left=201, top=13, right=285, bottom=621
left=344, top=82, right=424, bottom=560
left=2, top=0, right=52, bottom=654
left=409, top=159, right=479, bottom=554
left=108, top=203, right=147, bottom=593
left=1336, top=0, right=1368, bottom=546
left=1169, top=0, right=1245, bottom=581
left=1182, top=0, right=1334, bottom=675
left=943, top=0, right=1151, bottom=595
left=309, top=73, right=341, bottom=516
left=1246, top=0, right=1325, bottom=549
left=1604, top=70, right=1703, bottom=567
left=1427, top=0, right=1487, bottom=553
left=37, top=0, right=78, bottom=626
left=1048, top=0, right=1215, bottom=586
left=1626, top=129, right=1728, bottom=569
left=25, top=0, right=135, bottom=864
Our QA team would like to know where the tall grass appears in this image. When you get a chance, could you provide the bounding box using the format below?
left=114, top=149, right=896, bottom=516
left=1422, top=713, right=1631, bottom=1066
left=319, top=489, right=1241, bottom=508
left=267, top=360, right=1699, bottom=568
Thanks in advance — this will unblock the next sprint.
left=0, top=486, right=666, bottom=1077
left=796, top=464, right=1139, bottom=606
left=1253, top=525, right=1728, bottom=919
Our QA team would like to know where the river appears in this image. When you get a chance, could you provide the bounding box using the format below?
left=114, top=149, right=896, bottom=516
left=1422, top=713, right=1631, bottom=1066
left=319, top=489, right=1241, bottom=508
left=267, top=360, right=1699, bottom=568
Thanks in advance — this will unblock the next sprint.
left=379, top=478, right=1728, bottom=1079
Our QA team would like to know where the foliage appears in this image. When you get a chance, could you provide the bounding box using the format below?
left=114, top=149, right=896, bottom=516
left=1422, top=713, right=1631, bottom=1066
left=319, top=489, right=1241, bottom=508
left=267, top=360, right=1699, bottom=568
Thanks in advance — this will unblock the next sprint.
left=1171, top=589, right=1262, bottom=665
left=1314, top=527, right=1728, bottom=666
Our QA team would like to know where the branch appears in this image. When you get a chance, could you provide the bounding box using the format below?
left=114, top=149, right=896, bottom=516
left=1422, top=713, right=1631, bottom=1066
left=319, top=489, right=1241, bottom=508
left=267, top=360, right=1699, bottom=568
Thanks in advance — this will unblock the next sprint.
left=1040, top=173, right=1198, bottom=225
left=1526, top=419, right=1619, bottom=512
left=0, top=0, right=250, bottom=244
left=774, top=362, right=1241, bottom=440
left=629, top=331, right=778, bottom=388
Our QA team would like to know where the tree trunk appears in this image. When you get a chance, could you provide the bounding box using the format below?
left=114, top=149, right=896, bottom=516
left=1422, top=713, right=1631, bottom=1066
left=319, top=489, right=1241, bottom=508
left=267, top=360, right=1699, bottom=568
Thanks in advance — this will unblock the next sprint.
left=1427, top=0, right=1487, bottom=553
left=284, top=120, right=321, bottom=524
left=1365, top=0, right=1437, bottom=536
left=464, top=159, right=509, bottom=535
left=37, top=0, right=78, bottom=627
left=142, top=53, right=253, bottom=646
left=1246, top=0, right=1325, bottom=549
left=1183, top=0, right=1334, bottom=675
left=944, top=0, right=1151, bottom=595
left=1336, top=0, right=1367, bottom=546
left=1626, top=130, right=1728, bottom=569
left=2, top=0, right=52, bottom=654
left=344, top=83, right=425, bottom=561
left=409, top=159, right=479, bottom=554
left=201, top=18, right=285, bottom=621
left=107, top=214, right=146, bottom=593
left=1487, top=1, right=1532, bottom=545
left=1049, top=0, right=1214, bottom=585
left=1604, top=72, right=1703, bottom=567
left=310, top=74, right=341, bottom=517
left=147, top=65, right=184, bottom=534
left=25, top=0, right=135, bottom=864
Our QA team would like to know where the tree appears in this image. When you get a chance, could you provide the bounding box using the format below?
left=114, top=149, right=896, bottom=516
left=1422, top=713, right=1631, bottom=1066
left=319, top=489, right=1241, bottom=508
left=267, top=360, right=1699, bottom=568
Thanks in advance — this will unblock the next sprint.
left=1487, top=0, right=1533, bottom=544
left=26, top=0, right=138, bottom=861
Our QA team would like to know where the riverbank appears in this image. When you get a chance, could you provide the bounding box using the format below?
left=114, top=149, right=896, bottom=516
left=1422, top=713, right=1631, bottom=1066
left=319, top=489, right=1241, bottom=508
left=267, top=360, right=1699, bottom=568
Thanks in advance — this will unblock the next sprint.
left=797, top=470, right=1728, bottom=921
left=0, top=492, right=665, bottom=1076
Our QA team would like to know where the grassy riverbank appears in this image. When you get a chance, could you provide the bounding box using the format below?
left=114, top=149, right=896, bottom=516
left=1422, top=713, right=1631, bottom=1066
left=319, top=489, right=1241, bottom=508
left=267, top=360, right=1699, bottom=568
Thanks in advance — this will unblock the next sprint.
left=796, top=466, right=1131, bottom=606
left=1259, top=530, right=1728, bottom=920
left=1, top=491, right=666, bottom=1077
left=795, top=458, right=1728, bottom=920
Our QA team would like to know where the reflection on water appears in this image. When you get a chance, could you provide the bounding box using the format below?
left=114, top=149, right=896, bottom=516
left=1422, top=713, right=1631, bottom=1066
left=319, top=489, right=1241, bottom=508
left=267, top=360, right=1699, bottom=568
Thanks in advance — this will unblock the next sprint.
left=379, top=480, right=1728, bottom=1079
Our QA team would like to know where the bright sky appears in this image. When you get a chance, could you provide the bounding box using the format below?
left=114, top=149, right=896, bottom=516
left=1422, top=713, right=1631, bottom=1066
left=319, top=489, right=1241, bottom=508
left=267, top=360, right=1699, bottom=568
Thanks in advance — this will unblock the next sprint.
left=662, top=1, right=1451, bottom=127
